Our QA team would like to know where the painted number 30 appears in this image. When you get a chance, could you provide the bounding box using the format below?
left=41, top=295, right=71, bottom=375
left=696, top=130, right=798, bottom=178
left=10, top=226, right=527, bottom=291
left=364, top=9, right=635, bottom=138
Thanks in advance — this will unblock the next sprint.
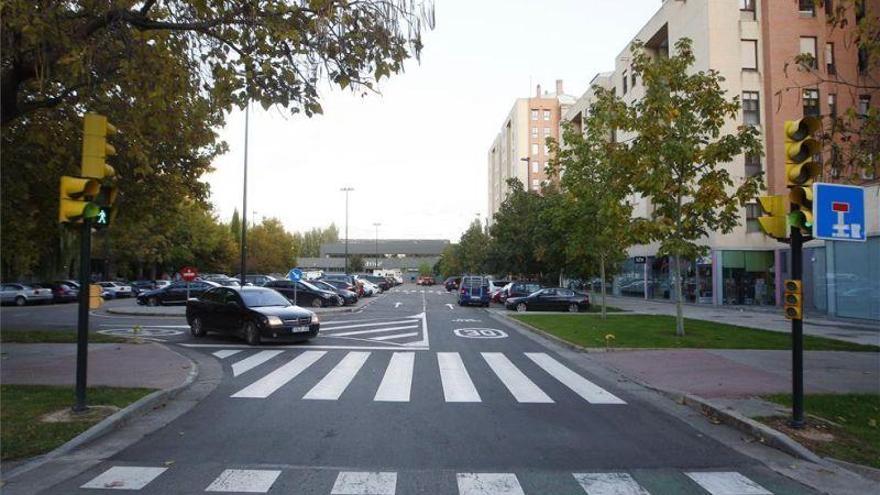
left=453, top=328, right=508, bottom=339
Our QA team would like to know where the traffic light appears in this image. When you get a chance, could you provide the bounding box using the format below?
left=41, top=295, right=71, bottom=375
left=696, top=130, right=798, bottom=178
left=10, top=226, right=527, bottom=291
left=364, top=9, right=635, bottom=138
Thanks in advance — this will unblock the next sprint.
left=757, top=194, right=788, bottom=239
left=82, top=113, right=117, bottom=180
left=89, top=284, right=104, bottom=309
left=784, top=117, right=822, bottom=233
left=783, top=279, right=803, bottom=320
left=58, top=176, right=100, bottom=223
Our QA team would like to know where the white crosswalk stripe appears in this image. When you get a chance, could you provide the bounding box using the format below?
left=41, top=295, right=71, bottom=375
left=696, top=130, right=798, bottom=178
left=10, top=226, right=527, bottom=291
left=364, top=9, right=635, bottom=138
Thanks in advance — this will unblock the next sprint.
left=322, top=320, right=418, bottom=332
left=331, top=471, right=397, bottom=494
left=438, top=352, right=481, bottom=402
left=374, top=352, right=415, bottom=402
left=525, top=353, right=626, bottom=404
left=231, top=351, right=326, bottom=398
left=330, top=325, right=419, bottom=337
left=205, top=469, right=281, bottom=493
left=304, top=351, right=370, bottom=400
left=231, top=350, right=283, bottom=377
left=456, top=473, right=524, bottom=495
left=213, top=349, right=242, bottom=359
left=371, top=332, right=419, bottom=341
left=573, top=472, right=650, bottom=495
left=81, top=466, right=167, bottom=490
left=482, top=353, right=553, bottom=403
left=685, top=472, right=772, bottom=495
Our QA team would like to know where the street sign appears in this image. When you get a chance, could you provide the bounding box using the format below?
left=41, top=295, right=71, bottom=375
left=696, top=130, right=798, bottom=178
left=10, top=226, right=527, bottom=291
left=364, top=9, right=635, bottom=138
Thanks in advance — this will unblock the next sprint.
left=179, top=266, right=198, bottom=282
left=633, top=256, right=647, bottom=264
left=813, top=183, right=867, bottom=242
left=288, top=268, right=303, bottom=282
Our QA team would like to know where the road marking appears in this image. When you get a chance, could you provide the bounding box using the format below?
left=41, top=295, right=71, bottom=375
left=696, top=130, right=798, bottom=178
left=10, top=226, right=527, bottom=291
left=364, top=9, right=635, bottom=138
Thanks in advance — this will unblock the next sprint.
left=456, top=473, right=524, bottom=495
left=525, top=353, right=626, bottom=404
left=181, top=343, right=429, bottom=352
left=322, top=319, right=417, bottom=331
left=573, top=472, right=650, bottom=495
left=205, top=469, right=281, bottom=493
left=231, top=351, right=326, bottom=398
left=455, top=328, right=508, bottom=339
left=685, top=472, right=772, bottom=495
left=446, top=304, right=455, bottom=310
left=330, top=325, right=419, bottom=337
left=331, top=471, right=397, bottom=495
left=81, top=466, right=167, bottom=490
left=395, top=302, right=402, bottom=308
left=231, top=350, right=284, bottom=377
left=370, top=332, right=419, bottom=341
left=482, top=353, right=553, bottom=403
left=437, top=352, right=481, bottom=402
left=303, top=351, right=370, bottom=400
left=374, top=352, right=415, bottom=402
left=213, top=349, right=242, bottom=359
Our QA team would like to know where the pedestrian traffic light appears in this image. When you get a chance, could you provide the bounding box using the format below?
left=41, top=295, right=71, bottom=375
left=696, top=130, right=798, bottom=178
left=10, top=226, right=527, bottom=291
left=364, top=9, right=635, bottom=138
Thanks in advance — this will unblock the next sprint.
left=89, top=284, right=104, bottom=309
left=783, top=279, right=803, bottom=320
left=784, top=117, right=822, bottom=233
left=81, top=113, right=117, bottom=180
left=58, top=176, right=100, bottom=223
left=757, top=194, right=788, bottom=239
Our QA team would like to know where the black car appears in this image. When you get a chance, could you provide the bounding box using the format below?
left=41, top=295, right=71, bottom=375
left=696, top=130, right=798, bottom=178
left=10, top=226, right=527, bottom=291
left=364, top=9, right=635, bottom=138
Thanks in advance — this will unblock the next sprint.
left=137, top=280, right=220, bottom=306
left=311, top=279, right=358, bottom=305
left=444, top=276, right=461, bottom=291
left=131, top=280, right=157, bottom=295
left=186, top=286, right=319, bottom=345
left=322, top=273, right=357, bottom=286
left=263, top=279, right=341, bottom=308
left=505, top=287, right=590, bottom=313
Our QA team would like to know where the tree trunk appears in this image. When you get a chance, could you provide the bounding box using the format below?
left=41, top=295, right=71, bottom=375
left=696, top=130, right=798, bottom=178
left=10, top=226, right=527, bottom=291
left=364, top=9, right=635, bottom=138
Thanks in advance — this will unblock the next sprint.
left=600, top=256, right=607, bottom=320
left=673, top=254, right=685, bottom=336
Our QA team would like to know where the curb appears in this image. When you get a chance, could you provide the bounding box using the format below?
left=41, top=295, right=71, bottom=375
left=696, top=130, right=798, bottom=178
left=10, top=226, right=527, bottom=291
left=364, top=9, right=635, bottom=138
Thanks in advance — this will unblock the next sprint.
left=492, top=311, right=826, bottom=465
left=2, top=343, right=200, bottom=480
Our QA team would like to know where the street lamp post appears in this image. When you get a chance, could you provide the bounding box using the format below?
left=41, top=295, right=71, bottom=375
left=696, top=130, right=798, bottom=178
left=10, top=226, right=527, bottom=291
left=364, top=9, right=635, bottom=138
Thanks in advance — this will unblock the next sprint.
left=239, top=103, right=250, bottom=283
left=372, top=222, right=381, bottom=273
left=340, top=187, right=354, bottom=274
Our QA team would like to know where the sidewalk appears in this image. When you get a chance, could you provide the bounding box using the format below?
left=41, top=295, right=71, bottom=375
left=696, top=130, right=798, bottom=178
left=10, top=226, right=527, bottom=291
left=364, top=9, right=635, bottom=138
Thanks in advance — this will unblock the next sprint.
left=0, top=342, right=192, bottom=389
left=599, top=294, right=879, bottom=346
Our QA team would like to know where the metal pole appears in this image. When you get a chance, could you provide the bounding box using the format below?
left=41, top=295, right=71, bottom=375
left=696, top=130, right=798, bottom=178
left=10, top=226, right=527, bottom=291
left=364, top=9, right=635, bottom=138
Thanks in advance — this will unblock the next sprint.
left=341, top=187, right=353, bottom=274
left=790, top=226, right=805, bottom=428
left=373, top=222, right=380, bottom=274
left=73, top=218, right=92, bottom=412
left=240, top=103, right=250, bottom=284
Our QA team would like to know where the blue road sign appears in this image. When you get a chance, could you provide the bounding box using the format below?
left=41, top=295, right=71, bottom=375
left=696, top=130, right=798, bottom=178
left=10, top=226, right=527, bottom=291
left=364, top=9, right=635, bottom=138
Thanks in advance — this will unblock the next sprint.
left=813, top=183, right=867, bottom=242
left=288, top=268, right=303, bottom=282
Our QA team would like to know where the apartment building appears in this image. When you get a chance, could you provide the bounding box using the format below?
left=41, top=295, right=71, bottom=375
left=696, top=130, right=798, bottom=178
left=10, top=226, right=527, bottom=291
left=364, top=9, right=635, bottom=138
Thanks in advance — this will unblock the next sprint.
left=487, top=80, right=576, bottom=220
left=562, top=0, right=879, bottom=320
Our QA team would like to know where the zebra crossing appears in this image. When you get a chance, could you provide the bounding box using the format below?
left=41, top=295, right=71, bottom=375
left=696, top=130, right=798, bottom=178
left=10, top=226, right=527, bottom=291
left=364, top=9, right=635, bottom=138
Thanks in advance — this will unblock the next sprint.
left=78, top=466, right=779, bottom=493
left=211, top=348, right=625, bottom=404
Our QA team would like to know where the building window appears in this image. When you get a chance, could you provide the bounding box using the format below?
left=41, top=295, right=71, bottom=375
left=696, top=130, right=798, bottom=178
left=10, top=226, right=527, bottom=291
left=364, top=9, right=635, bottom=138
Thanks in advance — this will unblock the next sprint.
left=531, top=179, right=539, bottom=189
left=859, top=95, right=872, bottom=116
left=631, top=69, right=637, bottom=88
left=741, top=39, right=758, bottom=70
left=531, top=143, right=539, bottom=156
left=828, top=93, right=837, bottom=118
left=824, top=0, right=834, bottom=15
left=742, top=91, right=760, bottom=126
left=825, top=42, right=836, bottom=74
left=799, top=0, right=816, bottom=16
left=745, top=153, right=762, bottom=178
left=622, top=71, right=628, bottom=94
left=531, top=127, right=538, bottom=138
left=858, top=46, right=869, bottom=74
left=741, top=0, right=755, bottom=11
left=531, top=109, right=538, bottom=121
left=543, top=127, right=551, bottom=138
left=531, top=162, right=539, bottom=174
left=800, top=37, right=818, bottom=68
left=803, top=88, right=820, bottom=117
left=745, top=203, right=761, bottom=233
left=543, top=109, right=551, bottom=121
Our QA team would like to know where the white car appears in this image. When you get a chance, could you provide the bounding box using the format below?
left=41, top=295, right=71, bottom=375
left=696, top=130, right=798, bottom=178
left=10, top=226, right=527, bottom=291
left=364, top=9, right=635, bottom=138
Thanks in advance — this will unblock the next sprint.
left=361, top=280, right=381, bottom=296
left=98, top=281, right=133, bottom=298
left=154, top=280, right=171, bottom=288
left=0, top=283, right=53, bottom=306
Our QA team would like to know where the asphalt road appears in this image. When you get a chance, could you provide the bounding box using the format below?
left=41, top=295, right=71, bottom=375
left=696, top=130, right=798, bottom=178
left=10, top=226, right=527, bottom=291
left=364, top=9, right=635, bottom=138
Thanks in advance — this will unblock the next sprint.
left=28, top=285, right=816, bottom=494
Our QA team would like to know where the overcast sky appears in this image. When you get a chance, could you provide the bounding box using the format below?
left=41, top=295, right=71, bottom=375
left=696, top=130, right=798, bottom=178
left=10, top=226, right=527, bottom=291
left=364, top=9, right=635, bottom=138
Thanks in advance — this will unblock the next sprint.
left=205, top=0, right=660, bottom=242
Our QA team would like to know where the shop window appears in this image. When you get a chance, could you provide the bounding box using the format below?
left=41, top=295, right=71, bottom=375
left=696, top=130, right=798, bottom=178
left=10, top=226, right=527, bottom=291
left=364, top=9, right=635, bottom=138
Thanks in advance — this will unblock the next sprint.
left=722, top=250, right=776, bottom=306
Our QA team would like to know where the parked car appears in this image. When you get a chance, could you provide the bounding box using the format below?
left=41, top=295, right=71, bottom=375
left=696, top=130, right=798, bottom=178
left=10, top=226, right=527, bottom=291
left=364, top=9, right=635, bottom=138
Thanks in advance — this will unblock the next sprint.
left=311, top=279, right=358, bottom=305
left=359, top=275, right=392, bottom=291
left=203, top=275, right=241, bottom=287
left=505, top=287, right=590, bottom=313
left=491, top=282, right=513, bottom=304
left=42, top=282, right=79, bottom=303
left=322, top=273, right=358, bottom=286
left=137, top=280, right=220, bottom=306
left=97, top=281, right=133, bottom=298
left=458, top=275, right=490, bottom=307
left=233, top=274, right=276, bottom=286
left=186, top=286, right=319, bottom=345
left=444, top=276, right=461, bottom=292
left=131, top=280, right=157, bottom=295
left=507, top=282, right=543, bottom=299
left=360, top=280, right=380, bottom=296
left=263, top=279, right=342, bottom=308
left=488, top=279, right=510, bottom=294
left=416, top=275, right=436, bottom=286
left=0, top=283, right=54, bottom=306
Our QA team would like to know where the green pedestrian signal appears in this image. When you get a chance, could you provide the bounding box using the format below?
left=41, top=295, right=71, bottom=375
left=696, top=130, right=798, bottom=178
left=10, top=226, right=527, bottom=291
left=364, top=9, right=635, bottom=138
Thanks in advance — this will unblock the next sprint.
left=94, top=206, right=112, bottom=228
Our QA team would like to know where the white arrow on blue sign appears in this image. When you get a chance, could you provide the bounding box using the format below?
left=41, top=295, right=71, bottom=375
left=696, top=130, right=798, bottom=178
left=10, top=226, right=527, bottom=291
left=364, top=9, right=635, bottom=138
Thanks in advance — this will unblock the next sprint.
left=812, top=183, right=867, bottom=242
left=288, top=268, right=303, bottom=281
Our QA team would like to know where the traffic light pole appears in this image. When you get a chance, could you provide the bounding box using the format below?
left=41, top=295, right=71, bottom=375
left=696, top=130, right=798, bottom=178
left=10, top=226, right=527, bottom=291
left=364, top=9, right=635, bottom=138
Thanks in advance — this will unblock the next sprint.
left=74, top=218, right=92, bottom=413
left=790, top=226, right=805, bottom=429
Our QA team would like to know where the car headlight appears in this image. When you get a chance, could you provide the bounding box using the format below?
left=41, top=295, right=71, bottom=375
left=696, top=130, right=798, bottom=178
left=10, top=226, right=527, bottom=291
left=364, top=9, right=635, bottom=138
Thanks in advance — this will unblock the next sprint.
left=265, top=315, right=283, bottom=327
left=311, top=314, right=319, bottom=324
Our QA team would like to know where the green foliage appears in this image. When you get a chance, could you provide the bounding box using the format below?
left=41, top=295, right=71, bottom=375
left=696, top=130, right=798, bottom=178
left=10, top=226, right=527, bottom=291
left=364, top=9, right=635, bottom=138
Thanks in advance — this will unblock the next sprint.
left=294, top=224, right=339, bottom=257
left=418, top=261, right=432, bottom=276
left=230, top=209, right=242, bottom=246
left=457, top=219, right=490, bottom=274
left=248, top=218, right=298, bottom=274
left=436, top=243, right=463, bottom=278
left=349, top=255, right=365, bottom=273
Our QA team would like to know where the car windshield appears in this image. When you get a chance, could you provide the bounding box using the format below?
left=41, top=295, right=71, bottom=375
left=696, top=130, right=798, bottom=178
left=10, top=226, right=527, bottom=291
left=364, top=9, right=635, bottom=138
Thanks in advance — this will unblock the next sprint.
left=240, top=289, right=290, bottom=308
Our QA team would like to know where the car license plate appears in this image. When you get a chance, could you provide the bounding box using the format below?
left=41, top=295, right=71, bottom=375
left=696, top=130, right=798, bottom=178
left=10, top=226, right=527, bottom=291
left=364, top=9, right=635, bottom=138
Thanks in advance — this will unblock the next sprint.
left=471, top=296, right=480, bottom=300
left=291, top=326, right=309, bottom=334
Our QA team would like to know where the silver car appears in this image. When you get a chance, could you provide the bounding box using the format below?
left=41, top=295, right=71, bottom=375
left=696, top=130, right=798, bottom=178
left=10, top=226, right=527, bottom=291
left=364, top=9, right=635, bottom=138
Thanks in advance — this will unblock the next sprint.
left=97, top=281, right=134, bottom=298
left=0, top=283, right=53, bottom=306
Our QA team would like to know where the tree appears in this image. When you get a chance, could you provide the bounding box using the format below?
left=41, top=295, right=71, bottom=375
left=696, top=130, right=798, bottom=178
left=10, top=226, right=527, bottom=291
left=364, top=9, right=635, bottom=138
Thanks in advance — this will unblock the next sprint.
left=457, top=219, right=490, bottom=274
left=436, top=244, right=462, bottom=278
left=294, top=224, right=340, bottom=257
left=418, top=262, right=432, bottom=276
left=247, top=218, right=297, bottom=274
left=1, top=0, right=435, bottom=126
left=487, top=179, right=543, bottom=278
left=349, top=255, right=365, bottom=273
left=626, top=38, right=763, bottom=336
left=230, top=209, right=242, bottom=246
